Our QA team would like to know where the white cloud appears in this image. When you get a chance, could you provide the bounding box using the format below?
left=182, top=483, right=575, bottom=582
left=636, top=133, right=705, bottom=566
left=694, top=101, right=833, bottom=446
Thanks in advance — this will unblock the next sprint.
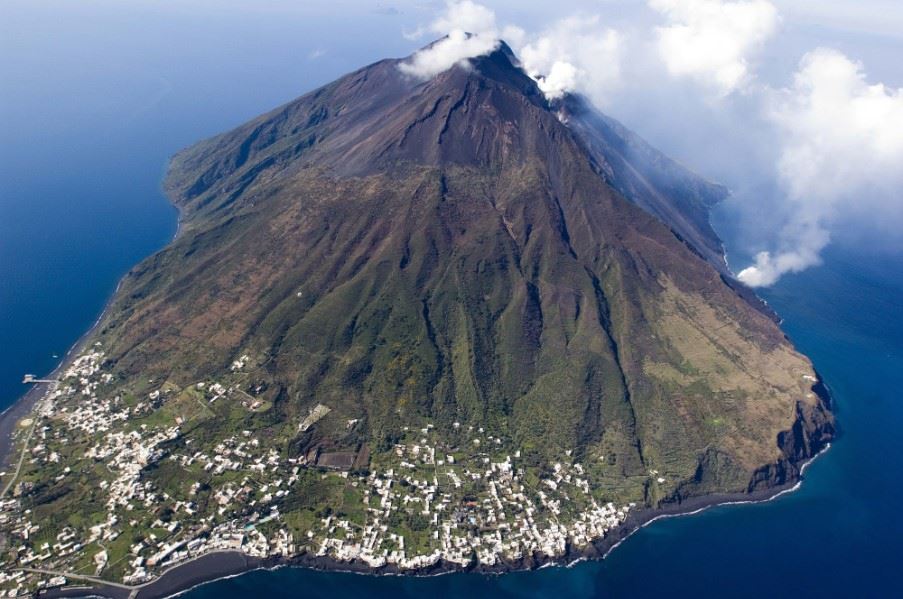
left=398, top=1, right=500, bottom=79
left=398, top=3, right=622, bottom=103
left=517, top=16, right=622, bottom=103
left=431, top=0, right=496, bottom=36
left=738, top=48, right=903, bottom=286
left=649, top=0, right=778, bottom=95
left=770, top=48, right=903, bottom=202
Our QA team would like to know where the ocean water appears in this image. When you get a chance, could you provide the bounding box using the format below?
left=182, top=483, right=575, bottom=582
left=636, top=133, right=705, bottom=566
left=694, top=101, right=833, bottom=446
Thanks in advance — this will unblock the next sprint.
left=0, top=0, right=413, bottom=409
left=2, top=3, right=902, bottom=598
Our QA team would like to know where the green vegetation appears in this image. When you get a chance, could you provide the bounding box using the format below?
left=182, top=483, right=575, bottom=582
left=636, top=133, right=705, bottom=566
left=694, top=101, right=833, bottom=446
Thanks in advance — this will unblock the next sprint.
left=0, top=42, right=834, bottom=596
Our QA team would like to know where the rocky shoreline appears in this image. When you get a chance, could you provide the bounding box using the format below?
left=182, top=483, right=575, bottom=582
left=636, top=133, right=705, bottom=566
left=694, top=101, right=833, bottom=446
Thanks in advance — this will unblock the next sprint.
left=34, top=382, right=834, bottom=599
left=1, top=253, right=835, bottom=599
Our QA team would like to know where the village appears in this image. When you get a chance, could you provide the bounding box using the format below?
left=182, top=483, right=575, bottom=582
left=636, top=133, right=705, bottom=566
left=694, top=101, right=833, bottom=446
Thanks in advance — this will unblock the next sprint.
left=0, top=347, right=633, bottom=596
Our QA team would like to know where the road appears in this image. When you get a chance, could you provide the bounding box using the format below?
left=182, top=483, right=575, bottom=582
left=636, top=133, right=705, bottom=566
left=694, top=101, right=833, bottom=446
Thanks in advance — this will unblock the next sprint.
left=0, top=383, right=54, bottom=498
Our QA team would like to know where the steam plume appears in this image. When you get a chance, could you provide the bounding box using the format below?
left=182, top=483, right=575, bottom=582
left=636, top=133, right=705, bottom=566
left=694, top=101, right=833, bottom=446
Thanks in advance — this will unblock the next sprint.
left=738, top=48, right=903, bottom=286
left=401, top=2, right=903, bottom=287
left=648, top=0, right=778, bottom=95
left=398, top=1, right=499, bottom=79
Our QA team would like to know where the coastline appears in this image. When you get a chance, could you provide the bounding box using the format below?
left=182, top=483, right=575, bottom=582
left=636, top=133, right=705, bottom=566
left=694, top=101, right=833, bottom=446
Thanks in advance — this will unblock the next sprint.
left=35, top=440, right=832, bottom=599
left=0, top=277, right=124, bottom=473
left=0, top=312, right=97, bottom=473
left=4, top=162, right=836, bottom=597
left=0, top=173, right=186, bottom=471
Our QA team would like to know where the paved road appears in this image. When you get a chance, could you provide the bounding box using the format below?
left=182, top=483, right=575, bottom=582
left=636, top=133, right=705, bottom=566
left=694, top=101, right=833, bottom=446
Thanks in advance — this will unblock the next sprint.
left=22, top=550, right=256, bottom=599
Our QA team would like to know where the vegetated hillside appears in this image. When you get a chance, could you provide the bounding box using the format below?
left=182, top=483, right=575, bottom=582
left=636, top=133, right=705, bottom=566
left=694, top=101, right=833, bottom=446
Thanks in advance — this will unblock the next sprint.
left=95, top=43, right=832, bottom=505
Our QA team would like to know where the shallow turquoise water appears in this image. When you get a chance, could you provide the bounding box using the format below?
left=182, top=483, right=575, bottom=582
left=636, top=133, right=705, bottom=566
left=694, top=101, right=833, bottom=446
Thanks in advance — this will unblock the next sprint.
left=2, top=3, right=902, bottom=597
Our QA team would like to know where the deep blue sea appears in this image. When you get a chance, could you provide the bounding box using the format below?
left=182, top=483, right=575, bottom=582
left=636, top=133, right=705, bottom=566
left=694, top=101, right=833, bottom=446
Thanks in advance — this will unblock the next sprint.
left=2, top=2, right=902, bottom=598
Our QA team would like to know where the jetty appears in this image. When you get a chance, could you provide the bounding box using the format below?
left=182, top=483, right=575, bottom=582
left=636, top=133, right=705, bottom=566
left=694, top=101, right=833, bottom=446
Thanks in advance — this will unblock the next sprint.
left=22, top=374, right=57, bottom=384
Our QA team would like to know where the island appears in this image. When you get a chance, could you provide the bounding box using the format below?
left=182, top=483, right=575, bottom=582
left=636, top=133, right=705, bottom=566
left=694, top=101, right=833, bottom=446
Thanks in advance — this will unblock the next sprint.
left=0, top=41, right=834, bottom=598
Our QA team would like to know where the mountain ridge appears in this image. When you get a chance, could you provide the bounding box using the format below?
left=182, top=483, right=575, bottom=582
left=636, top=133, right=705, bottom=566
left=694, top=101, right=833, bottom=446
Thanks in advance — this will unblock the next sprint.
left=164, top=44, right=728, bottom=261
left=104, top=41, right=832, bottom=491
left=0, top=40, right=835, bottom=592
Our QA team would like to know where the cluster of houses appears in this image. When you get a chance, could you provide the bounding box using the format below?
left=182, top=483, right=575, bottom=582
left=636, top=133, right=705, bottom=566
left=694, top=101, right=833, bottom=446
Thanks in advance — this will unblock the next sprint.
left=0, top=347, right=633, bottom=596
left=311, top=429, right=632, bottom=570
left=0, top=569, right=66, bottom=598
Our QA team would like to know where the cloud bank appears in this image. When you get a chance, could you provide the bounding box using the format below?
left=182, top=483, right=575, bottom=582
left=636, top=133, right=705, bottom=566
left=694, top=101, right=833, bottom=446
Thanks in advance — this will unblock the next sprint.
left=738, top=47, right=903, bottom=286
left=649, top=0, right=778, bottom=95
left=772, top=48, right=903, bottom=203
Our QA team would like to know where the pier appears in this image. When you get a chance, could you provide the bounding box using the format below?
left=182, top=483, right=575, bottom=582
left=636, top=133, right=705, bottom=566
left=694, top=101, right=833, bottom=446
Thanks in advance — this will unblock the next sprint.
left=22, top=374, right=58, bottom=384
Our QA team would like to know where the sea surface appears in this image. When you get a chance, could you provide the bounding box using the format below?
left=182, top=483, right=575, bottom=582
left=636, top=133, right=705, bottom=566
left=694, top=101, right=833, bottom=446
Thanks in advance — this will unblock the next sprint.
left=2, top=3, right=902, bottom=598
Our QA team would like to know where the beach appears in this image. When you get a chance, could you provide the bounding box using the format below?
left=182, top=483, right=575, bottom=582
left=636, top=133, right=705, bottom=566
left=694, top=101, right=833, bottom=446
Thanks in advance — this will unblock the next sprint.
left=30, top=441, right=830, bottom=599
left=1, top=281, right=835, bottom=599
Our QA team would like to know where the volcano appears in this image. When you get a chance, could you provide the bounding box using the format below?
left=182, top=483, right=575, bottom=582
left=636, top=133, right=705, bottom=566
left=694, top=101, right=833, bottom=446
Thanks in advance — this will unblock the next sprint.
left=88, top=42, right=832, bottom=558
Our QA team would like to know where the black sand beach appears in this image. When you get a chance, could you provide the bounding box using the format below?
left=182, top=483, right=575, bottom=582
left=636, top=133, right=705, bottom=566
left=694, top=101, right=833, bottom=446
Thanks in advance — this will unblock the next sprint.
left=35, top=456, right=829, bottom=599
left=8, top=349, right=832, bottom=599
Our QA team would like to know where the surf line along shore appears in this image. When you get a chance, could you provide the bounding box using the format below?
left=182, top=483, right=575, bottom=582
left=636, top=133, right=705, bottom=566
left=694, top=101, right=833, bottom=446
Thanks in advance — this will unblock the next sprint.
left=33, top=443, right=832, bottom=599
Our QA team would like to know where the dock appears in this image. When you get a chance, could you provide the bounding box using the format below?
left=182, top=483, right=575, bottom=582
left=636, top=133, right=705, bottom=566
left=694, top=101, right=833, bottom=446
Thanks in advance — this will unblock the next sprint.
left=22, top=374, right=58, bottom=384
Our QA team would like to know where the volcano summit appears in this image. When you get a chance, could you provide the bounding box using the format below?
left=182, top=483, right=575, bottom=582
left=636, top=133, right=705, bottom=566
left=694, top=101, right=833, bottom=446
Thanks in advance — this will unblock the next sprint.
left=0, top=42, right=833, bottom=595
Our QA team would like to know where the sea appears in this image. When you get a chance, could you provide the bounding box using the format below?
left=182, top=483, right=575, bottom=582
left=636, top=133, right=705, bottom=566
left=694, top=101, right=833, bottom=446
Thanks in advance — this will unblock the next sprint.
left=2, top=3, right=902, bottom=598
